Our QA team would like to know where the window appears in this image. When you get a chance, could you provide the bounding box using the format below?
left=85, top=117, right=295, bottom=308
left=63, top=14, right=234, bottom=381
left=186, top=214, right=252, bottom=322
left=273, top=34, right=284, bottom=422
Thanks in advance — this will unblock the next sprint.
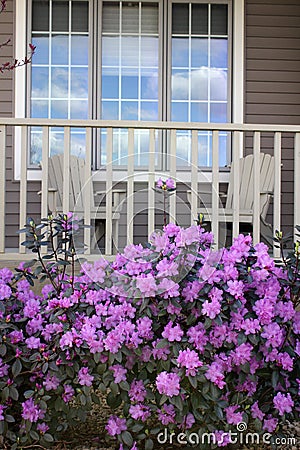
left=15, top=0, right=244, bottom=175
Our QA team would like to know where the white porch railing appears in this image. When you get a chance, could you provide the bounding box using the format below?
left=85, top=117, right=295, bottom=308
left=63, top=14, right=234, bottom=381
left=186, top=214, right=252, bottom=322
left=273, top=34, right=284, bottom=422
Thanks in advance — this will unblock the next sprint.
left=0, top=118, right=300, bottom=259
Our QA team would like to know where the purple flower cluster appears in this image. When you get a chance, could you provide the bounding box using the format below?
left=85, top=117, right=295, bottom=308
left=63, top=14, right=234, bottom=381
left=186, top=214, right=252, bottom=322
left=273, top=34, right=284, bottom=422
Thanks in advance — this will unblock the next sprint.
left=0, top=223, right=298, bottom=450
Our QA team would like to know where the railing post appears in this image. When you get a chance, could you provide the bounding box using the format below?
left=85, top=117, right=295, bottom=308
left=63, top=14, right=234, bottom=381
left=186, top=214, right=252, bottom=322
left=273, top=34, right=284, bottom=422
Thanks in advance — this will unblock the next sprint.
left=252, top=131, right=261, bottom=245
left=19, top=126, right=27, bottom=254
left=84, top=127, right=92, bottom=255
left=169, top=129, right=177, bottom=222
left=273, top=132, right=281, bottom=258
left=148, top=129, right=155, bottom=238
left=212, top=130, right=219, bottom=246
left=105, top=128, right=113, bottom=255
left=127, top=128, right=134, bottom=246
left=0, top=126, right=5, bottom=253
left=191, top=130, right=198, bottom=226
left=232, top=131, right=240, bottom=239
left=63, top=127, right=70, bottom=213
left=41, top=126, right=49, bottom=254
left=294, top=133, right=300, bottom=242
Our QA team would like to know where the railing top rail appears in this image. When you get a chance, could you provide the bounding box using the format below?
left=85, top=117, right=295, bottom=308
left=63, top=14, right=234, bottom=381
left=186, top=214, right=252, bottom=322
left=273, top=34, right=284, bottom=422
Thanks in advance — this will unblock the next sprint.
left=1, top=118, right=300, bottom=133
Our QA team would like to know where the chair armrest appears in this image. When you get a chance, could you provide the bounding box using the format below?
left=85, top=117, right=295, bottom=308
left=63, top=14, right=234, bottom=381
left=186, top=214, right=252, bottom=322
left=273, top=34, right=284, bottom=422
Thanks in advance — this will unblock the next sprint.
left=95, top=190, right=127, bottom=208
left=37, top=188, right=57, bottom=196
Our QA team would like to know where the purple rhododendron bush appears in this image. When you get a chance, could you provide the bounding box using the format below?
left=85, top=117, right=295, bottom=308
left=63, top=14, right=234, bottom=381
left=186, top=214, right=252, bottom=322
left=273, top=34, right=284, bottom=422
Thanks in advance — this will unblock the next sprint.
left=0, top=215, right=299, bottom=449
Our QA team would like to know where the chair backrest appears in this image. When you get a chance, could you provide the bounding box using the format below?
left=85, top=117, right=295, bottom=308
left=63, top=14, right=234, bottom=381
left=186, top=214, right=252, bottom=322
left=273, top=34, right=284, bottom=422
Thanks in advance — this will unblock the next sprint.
left=48, top=154, right=91, bottom=211
left=226, top=153, right=275, bottom=218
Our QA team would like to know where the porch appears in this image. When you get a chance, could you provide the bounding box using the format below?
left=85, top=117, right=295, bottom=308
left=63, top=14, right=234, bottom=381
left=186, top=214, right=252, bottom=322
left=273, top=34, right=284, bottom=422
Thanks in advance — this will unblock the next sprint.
left=0, top=118, right=300, bottom=260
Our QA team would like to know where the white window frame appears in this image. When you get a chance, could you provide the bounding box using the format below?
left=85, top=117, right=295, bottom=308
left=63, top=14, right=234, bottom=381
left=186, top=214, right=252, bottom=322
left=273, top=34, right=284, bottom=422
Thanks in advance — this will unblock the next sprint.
left=14, top=0, right=244, bottom=181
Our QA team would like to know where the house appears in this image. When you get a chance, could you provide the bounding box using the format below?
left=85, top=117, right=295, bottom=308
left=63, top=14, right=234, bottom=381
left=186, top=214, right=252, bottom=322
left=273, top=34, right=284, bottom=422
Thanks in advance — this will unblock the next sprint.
left=0, top=0, right=300, bottom=260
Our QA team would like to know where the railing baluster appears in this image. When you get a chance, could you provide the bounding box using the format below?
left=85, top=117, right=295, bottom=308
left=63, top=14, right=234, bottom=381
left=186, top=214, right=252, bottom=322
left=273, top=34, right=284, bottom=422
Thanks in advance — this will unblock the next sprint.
left=63, top=127, right=70, bottom=213
left=41, top=126, right=49, bottom=254
left=84, top=127, right=92, bottom=255
left=294, top=133, right=300, bottom=243
left=273, top=132, right=281, bottom=258
left=232, top=131, right=240, bottom=239
left=0, top=126, right=5, bottom=253
left=191, top=130, right=198, bottom=225
left=169, top=129, right=176, bottom=222
left=19, top=126, right=27, bottom=254
left=127, top=128, right=134, bottom=246
left=148, top=129, right=155, bottom=238
left=253, top=131, right=261, bottom=245
left=105, top=128, right=113, bottom=255
left=212, top=130, right=219, bottom=245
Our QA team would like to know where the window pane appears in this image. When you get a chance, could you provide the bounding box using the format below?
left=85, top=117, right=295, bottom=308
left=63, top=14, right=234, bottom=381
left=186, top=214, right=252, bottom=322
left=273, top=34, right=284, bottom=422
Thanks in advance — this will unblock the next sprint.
left=71, top=36, right=89, bottom=65
left=32, top=36, right=49, bottom=64
left=140, top=101, right=158, bottom=120
left=210, top=69, right=227, bottom=101
left=191, top=68, right=208, bottom=100
left=122, top=3, right=139, bottom=33
left=70, top=132, right=86, bottom=158
left=51, top=100, right=68, bottom=118
left=211, top=4, right=228, bottom=35
left=210, top=103, right=227, bottom=122
left=141, top=72, right=158, bottom=99
left=192, top=4, right=208, bottom=35
left=31, top=67, right=49, bottom=98
left=32, top=0, right=49, bottom=32
left=121, top=36, right=139, bottom=66
left=211, top=38, right=228, bottom=68
left=52, top=35, right=69, bottom=65
left=172, top=38, right=189, bottom=67
left=102, top=72, right=119, bottom=99
left=72, top=1, right=88, bottom=32
left=121, top=101, right=138, bottom=120
left=172, top=4, right=189, bottom=34
left=171, top=102, right=188, bottom=122
left=102, top=101, right=119, bottom=119
left=71, top=68, right=88, bottom=98
left=172, top=70, right=189, bottom=100
left=176, top=131, right=191, bottom=165
left=50, top=131, right=65, bottom=155
left=102, top=37, right=119, bottom=66
left=141, top=3, right=159, bottom=33
left=52, top=1, right=69, bottom=32
left=121, top=72, right=138, bottom=99
left=141, top=37, right=158, bottom=67
left=51, top=67, right=68, bottom=98
left=102, top=2, right=120, bottom=33
left=191, top=38, right=208, bottom=67
left=191, top=103, right=208, bottom=122
left=70, top=100, right=88, bottom=119
left=31, top=100, right=48, bottom=118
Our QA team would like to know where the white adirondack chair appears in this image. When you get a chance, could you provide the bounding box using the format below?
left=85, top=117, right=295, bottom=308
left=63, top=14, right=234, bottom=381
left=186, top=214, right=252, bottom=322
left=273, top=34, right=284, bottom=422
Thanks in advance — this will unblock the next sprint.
left=41, top=154, right=126, bottom=251
left=188, top=153, right=275, bottom=245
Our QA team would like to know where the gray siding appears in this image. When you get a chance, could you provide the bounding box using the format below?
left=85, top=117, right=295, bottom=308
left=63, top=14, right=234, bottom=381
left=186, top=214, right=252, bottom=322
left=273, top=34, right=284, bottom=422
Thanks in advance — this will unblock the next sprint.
left=1, top=0, right=40, bottom=249
left=245, top=0, right=300, bottom=234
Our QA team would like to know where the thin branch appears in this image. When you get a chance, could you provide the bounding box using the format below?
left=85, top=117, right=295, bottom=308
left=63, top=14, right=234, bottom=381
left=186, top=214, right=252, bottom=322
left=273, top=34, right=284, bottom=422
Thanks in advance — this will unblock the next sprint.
left=0, top=43, right=36, bottom=73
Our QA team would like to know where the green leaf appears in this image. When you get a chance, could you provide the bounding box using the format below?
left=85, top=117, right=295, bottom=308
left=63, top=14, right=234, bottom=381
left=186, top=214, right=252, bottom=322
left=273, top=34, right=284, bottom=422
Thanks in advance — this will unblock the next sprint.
left=5, top=414, right=15, bottom=423
left=122, top=430, right=133, bottom=447
left=11, top=359, right=22, bottom=378
left=43, top=433, right=54, bottom=443
left=145, top=438, right=154, bottom=450
left=30, top=430, right=40, bottom=440
left=0, top=344, right=7, bottom=356
left=24, top=390, right=35, bottom=399
left=188, top=375, right=197, bottom=389
left=9, top=387, right=19, bottom=401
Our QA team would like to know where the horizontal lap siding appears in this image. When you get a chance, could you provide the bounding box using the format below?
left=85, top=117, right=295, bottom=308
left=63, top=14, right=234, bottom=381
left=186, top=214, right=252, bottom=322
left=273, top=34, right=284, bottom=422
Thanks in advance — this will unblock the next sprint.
left=0, top=0, right=40, bottom=249
left=245, top=0, right=300, bottom=234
